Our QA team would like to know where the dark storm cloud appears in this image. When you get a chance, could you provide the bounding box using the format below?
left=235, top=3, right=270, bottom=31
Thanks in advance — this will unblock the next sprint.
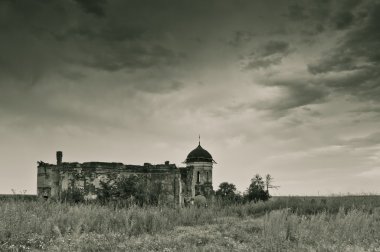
left=224, top=77, right=329, bottom=118
left=340, top=0, right=362, bottom=9
left=0, top=1, right=69, bottom=84
left=244, top=57, right=283, bottom=70
left=331, top=11, right=355, bottom=30
left=308, top=1, right=380, bottom=102
left=309, top=0, right=332, bottom=19
left=286, top=0, right=332, bottom=22
left=74, top=43, right=182, bottom=72
left=59, top=71, right=86, bottom=81
left=251, top=0, right=379, bottom=118
left=243, top=41, right=290, bottom=70
left=228, top=31, right=255, bottom=47
left=0, top=0, right=183, bottom=83
left=308, top=54, right=358, bottom=74
left=322, top=68, right=380, bottom=95
left=57, top=25, right=146, bottom=42
left=258, top=79, right=329, bottom=113
left=258, top=41, right=290, bottom=57
left=74, top=0, right=107, bottom=17
left=273, top=84, right=327, bottom=112
left=287, top=0, right=362, bottom=34
left=326, top=0, right=363, bottom=31
left=0, top=0, right=375, bottom=118
left=0, top=0, right=190, bottom=132
left=240, top=0, right=380, bottom=119
left=287, top=3, right=307, bottom=21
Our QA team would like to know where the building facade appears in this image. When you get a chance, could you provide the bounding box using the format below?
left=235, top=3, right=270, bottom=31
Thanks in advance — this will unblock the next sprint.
left=37, top=143, right=215, bottom=206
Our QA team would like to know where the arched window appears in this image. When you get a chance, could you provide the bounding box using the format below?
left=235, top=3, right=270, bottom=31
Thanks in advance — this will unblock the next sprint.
left=197, top=171, right=200, bottom=183
left=206, top=172, right=209, bottom=182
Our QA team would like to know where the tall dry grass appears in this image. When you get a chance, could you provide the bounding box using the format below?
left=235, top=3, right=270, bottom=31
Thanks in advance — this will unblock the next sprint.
left=261, top=208, right=380, bottom=251
left=0, top=195, right=379, bottom=251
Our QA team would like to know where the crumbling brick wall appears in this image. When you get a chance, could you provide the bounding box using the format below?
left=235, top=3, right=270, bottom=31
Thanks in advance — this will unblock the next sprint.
left=37, top=161, right=183, bottom=206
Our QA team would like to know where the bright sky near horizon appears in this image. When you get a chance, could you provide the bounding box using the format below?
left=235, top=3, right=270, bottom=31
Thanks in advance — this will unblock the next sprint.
left=1, top=0, right=379, bottom=195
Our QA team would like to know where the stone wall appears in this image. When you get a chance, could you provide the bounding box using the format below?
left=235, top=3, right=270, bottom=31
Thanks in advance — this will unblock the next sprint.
left=37, top=161, right=183, bottom=206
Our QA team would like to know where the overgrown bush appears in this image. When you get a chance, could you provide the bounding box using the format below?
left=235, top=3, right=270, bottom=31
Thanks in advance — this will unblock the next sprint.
left=96, top=175, right=170, bottom=207
left=60, top=188, right=85, bottom=203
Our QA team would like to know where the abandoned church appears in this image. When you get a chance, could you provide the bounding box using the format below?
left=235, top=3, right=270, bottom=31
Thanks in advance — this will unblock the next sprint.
left=37, top=141, right=216, bottom=206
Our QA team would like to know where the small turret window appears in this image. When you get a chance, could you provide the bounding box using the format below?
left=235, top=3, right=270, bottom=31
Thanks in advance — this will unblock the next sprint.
left=197, top=171, right=200, bottom=183
left=206, top=172, right=209, bottom=182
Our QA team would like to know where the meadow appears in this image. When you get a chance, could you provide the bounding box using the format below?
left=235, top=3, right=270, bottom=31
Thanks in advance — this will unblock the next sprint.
left=1, top=195, right=380, bottom=251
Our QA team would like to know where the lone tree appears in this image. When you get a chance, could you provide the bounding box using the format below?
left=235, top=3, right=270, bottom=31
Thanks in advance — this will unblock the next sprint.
left=246, top=174, right=270, bottom=202
left=216, top=182, right=238, bottom=202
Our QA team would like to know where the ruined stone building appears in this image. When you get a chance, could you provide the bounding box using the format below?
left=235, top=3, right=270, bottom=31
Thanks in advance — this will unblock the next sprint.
left=37, top=142, right=216, bottom=206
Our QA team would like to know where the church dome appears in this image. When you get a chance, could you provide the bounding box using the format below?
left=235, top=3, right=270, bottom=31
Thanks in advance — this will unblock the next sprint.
left=185, top=143, right=215, bottom=163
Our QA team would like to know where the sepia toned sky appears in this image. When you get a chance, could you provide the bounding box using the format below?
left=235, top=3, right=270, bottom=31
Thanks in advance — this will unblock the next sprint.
left=1, top=0, right=379, bottom=195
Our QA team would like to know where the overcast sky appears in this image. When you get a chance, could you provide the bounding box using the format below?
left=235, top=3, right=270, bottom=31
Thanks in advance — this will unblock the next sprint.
left=1, top=0, right=379, bottom=195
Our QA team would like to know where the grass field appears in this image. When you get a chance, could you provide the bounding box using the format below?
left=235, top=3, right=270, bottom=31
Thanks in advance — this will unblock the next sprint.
left=1, top=196, right=380, bottom=251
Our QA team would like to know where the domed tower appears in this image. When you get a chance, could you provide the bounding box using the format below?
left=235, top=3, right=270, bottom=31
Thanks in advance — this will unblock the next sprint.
left=185, top=138, right=216, bottom=197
